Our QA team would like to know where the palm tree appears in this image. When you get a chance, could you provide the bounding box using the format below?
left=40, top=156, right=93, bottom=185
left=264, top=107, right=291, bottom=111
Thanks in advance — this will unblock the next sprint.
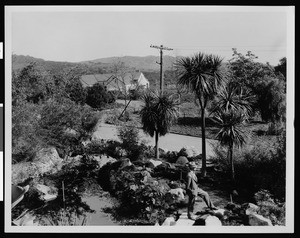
left=213, top=110, right=246, bottom=182
left=176, top=53, right=224, bottom=176
left=210, top=83, right=256, bottom=120
left=140, top=91, right=178, bottom=159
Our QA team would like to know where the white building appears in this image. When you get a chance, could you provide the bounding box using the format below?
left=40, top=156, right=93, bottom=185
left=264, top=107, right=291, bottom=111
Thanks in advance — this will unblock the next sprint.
left=80, top=71, right=150, bottom=92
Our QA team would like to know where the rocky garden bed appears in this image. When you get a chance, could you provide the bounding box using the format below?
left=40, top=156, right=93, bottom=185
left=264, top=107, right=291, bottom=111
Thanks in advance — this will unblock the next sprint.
left=12, top=143, right=285, bottom=227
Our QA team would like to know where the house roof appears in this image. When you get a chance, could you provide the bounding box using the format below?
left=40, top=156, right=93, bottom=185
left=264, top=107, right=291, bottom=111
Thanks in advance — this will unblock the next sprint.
left=80, top=71, right=145, bottom=88
left=80, top=73, right=115, bottom=87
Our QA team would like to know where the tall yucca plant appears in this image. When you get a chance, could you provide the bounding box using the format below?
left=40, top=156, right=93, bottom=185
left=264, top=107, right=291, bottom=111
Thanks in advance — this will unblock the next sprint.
left=214, top=110, right=246, bottom=182
left=210, top=83, right=256, bottom=120
left=176, top=52, right=224, bottom=176
left=140, top=91, right=179, bottom=159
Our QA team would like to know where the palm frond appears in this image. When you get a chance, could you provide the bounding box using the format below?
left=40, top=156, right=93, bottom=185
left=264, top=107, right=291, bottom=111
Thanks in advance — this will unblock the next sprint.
left=176, top=52, right=224, bottom=101
left=214, top=110, right=246, bottom=148
left=140, top=91, right=178, bottom=137
left=211, top=83, right=256, bottom=119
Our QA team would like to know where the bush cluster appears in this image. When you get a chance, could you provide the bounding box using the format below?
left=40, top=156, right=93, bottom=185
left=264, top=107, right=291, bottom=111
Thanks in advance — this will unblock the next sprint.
left=98, top=161, right=173, bottom=224
left=212, top=136, right=285, bottom=201
left=254, top=189, right=285, bottom=225
left=85, top=83, right=115, bottom=109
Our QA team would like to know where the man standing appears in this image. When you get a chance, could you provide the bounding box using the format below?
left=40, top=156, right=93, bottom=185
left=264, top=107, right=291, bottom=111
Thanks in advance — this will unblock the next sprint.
left=186, top=162, right=217, bottom=220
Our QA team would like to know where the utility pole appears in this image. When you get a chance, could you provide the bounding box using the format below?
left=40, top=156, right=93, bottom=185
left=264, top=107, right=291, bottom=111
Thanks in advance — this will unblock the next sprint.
left=150, top=44, right=173, bottom=95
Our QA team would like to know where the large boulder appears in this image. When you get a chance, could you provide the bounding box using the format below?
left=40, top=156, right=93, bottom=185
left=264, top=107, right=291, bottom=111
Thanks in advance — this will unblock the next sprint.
left=12, top=148, right=63, bottom=184
left=119, top=158, right=132, bottom=170
left=32, top=147, right=63, bottom=175
left=212, top=208, right=226, bottom=220
left=179, top=146, right=200, bottom=158
left=12, top=162, right=39, bottom=184
left=174, top=212, right=195, bottom=226
left=167, top=188, right=185, bottom=201
left=35, top=184, right=58, bottom=202
left=243, top=203, right=259, bottom=215
left=205, top=215, right=222, bottom=226
left=161, top=217, right=176, bottom=226
left=248, top=213, right=273, bottom=226
left=194, top=214, right=222, bottom=226
left=148, top=159, right=162, bottom=168
left=176, top=156, right=189, bottom=166
left=64, top=155, right=83, bottom=168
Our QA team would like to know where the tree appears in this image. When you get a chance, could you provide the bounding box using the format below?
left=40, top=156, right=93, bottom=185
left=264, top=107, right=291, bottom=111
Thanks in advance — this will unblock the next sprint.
left=254, top=76, right=286, bottom=123
left=176, top=52, right=224, bottom=176
left=211, top=81, right=253, bottom=184
left=274, top=57, right=287, bottom=80
left=65, top=76, right=87, bottom=105
left=214, top=110, right=246, bottom=183
left=63, top=67, right=87, bottom=105
left=37, top=98, right=97, bottom=157
left=12, top=102, right=42, bottom=163
left=85, top=82, right=115, bottom=109
left=140, top=91, right=178, bottom=159
left=228, top=49, right=286, bottom=123
left=210, top=82, right=256, bottom=120
left=12, top=63, right=52, bottom=105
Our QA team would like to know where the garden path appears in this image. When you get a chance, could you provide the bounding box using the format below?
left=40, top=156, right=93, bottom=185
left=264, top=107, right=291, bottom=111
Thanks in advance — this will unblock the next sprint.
left=92, top=123, right=218, bottom=158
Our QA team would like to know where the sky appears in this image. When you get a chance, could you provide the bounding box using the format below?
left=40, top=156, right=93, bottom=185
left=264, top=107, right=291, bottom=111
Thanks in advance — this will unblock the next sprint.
left=8, top=6, right=291, bottom=65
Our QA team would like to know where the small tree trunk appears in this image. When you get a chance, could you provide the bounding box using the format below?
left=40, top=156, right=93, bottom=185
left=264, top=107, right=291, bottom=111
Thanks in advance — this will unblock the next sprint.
left=201, top=108, right=207, bottom=177
left=155, top=130, right=159, bottom=159
left=119, top=99, right=132, bottom=119
left=229, top=143, right=235, bottom=183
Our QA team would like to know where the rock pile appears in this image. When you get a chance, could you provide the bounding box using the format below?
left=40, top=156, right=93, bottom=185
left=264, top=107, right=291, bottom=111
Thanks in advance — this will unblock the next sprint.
left=12, top=147, right=63, bottom=184
left=159, top=202, right=273, bottom=226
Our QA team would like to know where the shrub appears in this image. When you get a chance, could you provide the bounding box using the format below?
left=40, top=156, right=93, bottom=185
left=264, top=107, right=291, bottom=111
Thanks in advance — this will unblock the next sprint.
left=65, top=77, right=87, bottom=105
left=12, top=102, right=42, bottom=163
left=129, top=88, right=144, bottom=100
left=81, top=109, right=99, bottom=134
left=105, top=114, right=120, bottom=125
left=117, top=124, right=143, bottom=160
left=112, top=170, right=170, bottom=223
left=85, top=83, right=115, bottom=109
left=102, top=140, right=123, bottom=159
left=117, top=124, right=139, bottom=149
left=119, top=110, right=131, bottom=122
left=37, top=98, right=83, bottom=157
left=212, top=138, right=285, bottom=201
left=104, top=109, right=131, bottom=125
left=254, top=190, right=285, bottom=225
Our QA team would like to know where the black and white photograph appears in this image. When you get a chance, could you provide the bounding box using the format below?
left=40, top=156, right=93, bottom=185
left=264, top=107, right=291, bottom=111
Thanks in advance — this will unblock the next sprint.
left=4, top=5, right=294, bottom=233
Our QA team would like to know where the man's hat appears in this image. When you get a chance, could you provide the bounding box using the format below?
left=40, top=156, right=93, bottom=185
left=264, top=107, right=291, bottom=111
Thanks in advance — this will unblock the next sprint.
left=188, top=162, right=197, bottom=169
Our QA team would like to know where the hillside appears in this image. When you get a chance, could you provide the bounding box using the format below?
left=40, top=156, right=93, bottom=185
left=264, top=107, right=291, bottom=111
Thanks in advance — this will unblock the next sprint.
left=12, top=55, right=79, bottom=73
left=12, top=55, right=111, bottom=75
left=12, top=54, right=179, bottom=74
left=81, top=55, right=178, bottom=71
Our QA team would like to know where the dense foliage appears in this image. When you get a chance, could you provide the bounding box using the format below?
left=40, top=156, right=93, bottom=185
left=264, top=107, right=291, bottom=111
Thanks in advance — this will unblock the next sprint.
left=12, top=63, right=99, bottom=162
left=212, top=132, right=285, bottom=201
left=228, top=49, right=286, bottom=123
left=85, top=82, right=115, bottom=109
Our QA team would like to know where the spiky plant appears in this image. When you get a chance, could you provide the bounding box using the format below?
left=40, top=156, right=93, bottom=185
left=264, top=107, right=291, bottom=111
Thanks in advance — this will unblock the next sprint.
left=210, top=83, right=256, bottom=120
left=140, top=91, right=178, bottom=159
left=176, top=52, right=224, bottom=176
left=213, top=110, right=247, bottom=182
